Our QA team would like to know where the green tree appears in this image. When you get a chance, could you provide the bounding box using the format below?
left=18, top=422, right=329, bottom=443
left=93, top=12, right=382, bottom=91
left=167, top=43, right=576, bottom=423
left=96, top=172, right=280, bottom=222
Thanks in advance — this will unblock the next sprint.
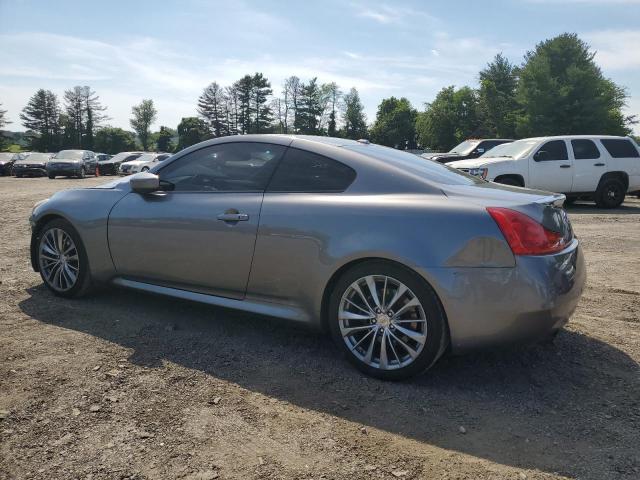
left=20, top=89, right=61, bottom=152
left=155, top=126, right=176, bottom=152
left=341, top=88, right=367, bottom=139
left=416, top=86, right=481, bottom=151
left=0, top=103, right=9, bottom=150
left=295, top=78, right=323, bottom=134
left=479, top=53, right=519, bottom=138
left=197, top=82, right=228, bottom=137
left=325, top=83, right=341, bottom=136
left=94, top=127, right=137, bottom=154
left=130, top=99, right=157, bottom=151
left=251, top=72, right=273, bottom=134
left=176, top=117, right=210, bottom=151
left=369, top=97, right=417, bottom=149
left=62, top=86, right=107, bottom=149
left=516, top=33, right=632, bottom=136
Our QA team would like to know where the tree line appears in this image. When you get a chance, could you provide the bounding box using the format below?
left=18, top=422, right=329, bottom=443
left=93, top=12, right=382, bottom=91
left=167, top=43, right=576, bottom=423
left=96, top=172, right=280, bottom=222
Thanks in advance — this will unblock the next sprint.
left=1, top=33, right=636, bottom=155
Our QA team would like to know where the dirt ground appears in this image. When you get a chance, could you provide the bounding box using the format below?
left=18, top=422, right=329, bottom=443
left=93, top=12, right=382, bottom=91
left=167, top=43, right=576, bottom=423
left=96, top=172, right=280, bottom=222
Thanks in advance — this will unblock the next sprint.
left=0, top=176, right=638, bottom=480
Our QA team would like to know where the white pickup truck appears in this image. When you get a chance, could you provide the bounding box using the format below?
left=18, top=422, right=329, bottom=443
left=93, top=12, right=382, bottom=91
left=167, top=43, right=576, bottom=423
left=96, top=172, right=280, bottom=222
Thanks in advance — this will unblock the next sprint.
left=447, top=135, right=640, bottom=208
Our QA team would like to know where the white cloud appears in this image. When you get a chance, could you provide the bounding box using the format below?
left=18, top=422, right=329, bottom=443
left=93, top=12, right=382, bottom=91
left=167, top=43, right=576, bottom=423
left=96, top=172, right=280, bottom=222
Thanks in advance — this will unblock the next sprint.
left=584, top=30, right=640, bottom=70
left=351, top=2, right=439, bottom=26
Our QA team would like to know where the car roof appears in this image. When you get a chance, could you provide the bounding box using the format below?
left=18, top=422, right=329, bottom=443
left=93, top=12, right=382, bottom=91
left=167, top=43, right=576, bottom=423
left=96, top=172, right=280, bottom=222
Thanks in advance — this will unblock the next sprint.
left=515, top=135, right=633, bottom=142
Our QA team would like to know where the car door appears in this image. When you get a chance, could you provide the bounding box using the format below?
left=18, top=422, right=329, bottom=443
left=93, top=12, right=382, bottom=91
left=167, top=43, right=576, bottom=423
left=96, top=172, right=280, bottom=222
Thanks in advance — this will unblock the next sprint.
left=107, top=141, right=287, bottom=299
left=528, top=140, right=573, bottom=193
left=570, top=139, right=606, bottom=192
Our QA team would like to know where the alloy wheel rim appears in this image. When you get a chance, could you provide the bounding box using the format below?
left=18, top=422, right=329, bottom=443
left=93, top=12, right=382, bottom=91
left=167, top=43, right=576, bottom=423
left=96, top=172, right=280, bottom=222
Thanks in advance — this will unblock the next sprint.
left=339, top=275, right=427, bottom=370
left=39, top=228, right=80, bottom=292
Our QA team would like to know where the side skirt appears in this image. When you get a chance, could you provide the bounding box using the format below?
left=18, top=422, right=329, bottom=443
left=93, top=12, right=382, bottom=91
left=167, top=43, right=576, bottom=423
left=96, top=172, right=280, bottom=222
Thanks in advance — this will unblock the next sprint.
left=111, top=277, right=312, bottom=323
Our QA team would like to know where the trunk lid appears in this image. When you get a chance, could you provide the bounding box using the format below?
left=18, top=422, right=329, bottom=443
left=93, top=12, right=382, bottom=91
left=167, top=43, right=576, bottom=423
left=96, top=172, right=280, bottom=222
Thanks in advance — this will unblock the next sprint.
left=441, top=182, right=573, bottom=244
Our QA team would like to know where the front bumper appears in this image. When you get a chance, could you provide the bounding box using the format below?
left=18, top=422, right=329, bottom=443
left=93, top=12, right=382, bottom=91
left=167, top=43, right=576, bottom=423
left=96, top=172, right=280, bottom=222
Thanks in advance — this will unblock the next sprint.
left=14, top=164, right=47, bottom=176
left=422, top=239, right=586, bottom=352
left=47, top=163, right=83, bottom=176
left=99, top=162, right=120, bottom=175
left=0, top=163, right=13, bottom=175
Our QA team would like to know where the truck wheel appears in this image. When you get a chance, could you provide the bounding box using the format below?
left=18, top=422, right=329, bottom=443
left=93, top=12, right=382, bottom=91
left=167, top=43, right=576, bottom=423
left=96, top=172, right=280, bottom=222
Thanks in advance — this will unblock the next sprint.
left=495, top=177, right=522, bottom=187
left=595, top=178, right=625, bottom=209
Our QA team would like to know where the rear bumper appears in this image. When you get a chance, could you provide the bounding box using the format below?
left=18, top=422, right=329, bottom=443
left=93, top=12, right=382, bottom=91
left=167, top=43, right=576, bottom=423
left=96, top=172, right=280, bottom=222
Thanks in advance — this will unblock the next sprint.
left=421, top=239, right=586, bottom=353
left=99, top=163, right=120, bottom=175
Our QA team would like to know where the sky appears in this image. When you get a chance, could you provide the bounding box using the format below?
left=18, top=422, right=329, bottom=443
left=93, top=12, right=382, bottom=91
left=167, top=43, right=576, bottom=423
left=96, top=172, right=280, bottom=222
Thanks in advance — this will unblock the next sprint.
left=1, top=0, right=639, bottom=133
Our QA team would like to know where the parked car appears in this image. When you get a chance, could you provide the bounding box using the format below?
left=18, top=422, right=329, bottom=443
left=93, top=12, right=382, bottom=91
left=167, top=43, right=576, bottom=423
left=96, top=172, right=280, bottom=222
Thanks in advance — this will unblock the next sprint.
left=95, top=153, right=112, bottom=162
left=0, top=152, right=27, bottom=176
left=447, top=135, right=640, bottom=208
left=29, top=135, right=585, bottom=380
left=13, top=152, right=54, bottom=177
left=421, top=139, right=513, bottom=163
left=98, top=151, right=143, bottom=175
left=46, top=150, right=98, bottom=179
left=119, top=152, right=172, bottom=175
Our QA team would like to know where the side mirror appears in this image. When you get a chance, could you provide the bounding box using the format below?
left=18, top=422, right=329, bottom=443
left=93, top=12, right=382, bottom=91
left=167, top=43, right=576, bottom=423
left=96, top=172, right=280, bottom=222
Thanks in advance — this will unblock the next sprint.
left=130, top=172, right=160, bottom=194
left=534, top=150, right=548, bottom=161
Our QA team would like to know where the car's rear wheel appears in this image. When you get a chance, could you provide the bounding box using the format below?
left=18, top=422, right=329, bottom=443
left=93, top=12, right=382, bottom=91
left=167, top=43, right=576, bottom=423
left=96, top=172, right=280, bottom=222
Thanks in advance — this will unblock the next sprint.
left=48, top=174, right=55, bottom=179
left=78, top=166, right=86, bottom=179
left=595, top=178, right=625, bottom=209
left=329, top=261, right=448, bottom=380
left=37, top=219, right=92, bottom=298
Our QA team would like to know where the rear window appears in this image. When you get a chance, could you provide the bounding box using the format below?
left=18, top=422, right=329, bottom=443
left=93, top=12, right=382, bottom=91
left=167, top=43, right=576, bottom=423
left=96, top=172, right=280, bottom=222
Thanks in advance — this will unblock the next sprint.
left=571, top=139, right=600, bottom=160
left=268, top=148, right=356, bottom=192
left=346, top=144, right=485, bottom=186
left=600, top=139, right=640, bottom=158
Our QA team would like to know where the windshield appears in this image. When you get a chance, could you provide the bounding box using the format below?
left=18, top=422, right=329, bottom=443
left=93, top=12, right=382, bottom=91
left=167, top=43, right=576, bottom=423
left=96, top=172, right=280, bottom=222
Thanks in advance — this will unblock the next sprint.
left=480, top=140, right=539, bottom=159
left=21, top=153, right=50, bottom=162
left=54, top=150, right=84, bottom=160
left=109, top=152, right=141, bottom=162
left=448, top=140, right=481, bottom=155
left=134, top=153, right=157, bottom=162
left=346, top=144, right=485, bottom=186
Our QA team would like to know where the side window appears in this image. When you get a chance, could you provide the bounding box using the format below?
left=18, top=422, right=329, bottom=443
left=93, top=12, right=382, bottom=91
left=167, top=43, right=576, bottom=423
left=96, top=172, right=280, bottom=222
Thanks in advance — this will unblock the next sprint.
left=571, top=139, right=600, bottom=160
left=600, top=139, right=640, bottom=158
left=267, top=148, right=356, bottom=193
left=159, top=142, right=286, bottom=192
left=534, top=140, right=568, bottom=161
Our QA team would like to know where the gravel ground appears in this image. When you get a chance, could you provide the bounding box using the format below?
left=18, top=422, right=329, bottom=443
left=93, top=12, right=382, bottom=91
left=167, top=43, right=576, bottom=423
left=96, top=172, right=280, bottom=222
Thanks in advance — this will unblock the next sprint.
left=0, top=176, right=638, bottom=480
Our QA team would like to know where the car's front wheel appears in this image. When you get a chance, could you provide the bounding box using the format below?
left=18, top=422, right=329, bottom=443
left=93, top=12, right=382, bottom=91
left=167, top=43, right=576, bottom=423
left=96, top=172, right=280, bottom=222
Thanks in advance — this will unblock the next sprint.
left=329, top=261, right=448, bottom=380
left=37, top=219, right=92, bottom=298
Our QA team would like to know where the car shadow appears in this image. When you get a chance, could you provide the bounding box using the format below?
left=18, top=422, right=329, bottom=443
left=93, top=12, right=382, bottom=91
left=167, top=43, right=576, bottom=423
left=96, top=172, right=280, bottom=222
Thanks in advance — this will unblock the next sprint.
left=19, top=285, right=640, bottom=479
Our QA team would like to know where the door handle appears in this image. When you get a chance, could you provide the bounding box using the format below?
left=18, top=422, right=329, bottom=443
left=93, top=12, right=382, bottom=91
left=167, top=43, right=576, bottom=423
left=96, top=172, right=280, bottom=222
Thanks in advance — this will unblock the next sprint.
left=217, top=212, right=249, bottom=222
left=594, top=163, right=605, bottom=166
left=560, top=164, right=571, bottom=169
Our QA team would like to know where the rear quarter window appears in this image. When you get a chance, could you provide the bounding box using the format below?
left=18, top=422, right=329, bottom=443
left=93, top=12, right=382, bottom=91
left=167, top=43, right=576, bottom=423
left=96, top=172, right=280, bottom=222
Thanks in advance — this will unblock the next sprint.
left=600, top=139, right=640, bottom=158
left=267, top=148, right=356, bottom=193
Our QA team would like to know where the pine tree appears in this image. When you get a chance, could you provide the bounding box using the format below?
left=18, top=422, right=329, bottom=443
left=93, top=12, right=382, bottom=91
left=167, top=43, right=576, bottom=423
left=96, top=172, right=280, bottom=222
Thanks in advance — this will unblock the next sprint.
left=197, top=82, right=228, bottom=137
left=20, top=89, right=61, bottom=151
left=478, top=53, right=519, bottom=138
left=63, top=86, right=107, bottom=148
left=252, top=72, right=272, bottom=133
left=341, top=88, right=367, bottom=139
left=295, top=78, right=323, bottom=134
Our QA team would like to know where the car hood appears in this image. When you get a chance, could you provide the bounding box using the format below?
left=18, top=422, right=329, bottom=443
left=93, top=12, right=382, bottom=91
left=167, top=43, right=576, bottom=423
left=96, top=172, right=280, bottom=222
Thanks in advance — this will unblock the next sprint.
left=421, top=152, right=458, bottom=160
left=121, top=160, right=148, bottom=167
left=50, top=159, right=81, bottom=164
left=16, top=159, right=47, bottom=165
left=445, top=157, right=514, bottom=168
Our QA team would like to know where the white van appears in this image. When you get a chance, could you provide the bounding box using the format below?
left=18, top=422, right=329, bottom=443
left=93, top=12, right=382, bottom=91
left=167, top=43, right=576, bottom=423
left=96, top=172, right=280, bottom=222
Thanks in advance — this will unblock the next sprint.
left=447, top=135, right=640, bottom=208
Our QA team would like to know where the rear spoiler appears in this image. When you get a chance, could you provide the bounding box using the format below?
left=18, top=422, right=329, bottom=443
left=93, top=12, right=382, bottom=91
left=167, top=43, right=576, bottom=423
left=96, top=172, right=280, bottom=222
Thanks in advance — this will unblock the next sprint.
left=534, top=193, right=566, bottom=208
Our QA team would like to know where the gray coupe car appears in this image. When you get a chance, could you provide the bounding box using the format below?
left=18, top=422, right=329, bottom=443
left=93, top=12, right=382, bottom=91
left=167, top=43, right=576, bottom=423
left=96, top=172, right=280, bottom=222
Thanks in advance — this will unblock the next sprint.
left=29, top=135, right=585, bottom=379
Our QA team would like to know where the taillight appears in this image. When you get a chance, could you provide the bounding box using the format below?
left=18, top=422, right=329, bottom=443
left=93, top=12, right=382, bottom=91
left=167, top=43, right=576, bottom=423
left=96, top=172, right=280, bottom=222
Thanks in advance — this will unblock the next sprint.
left=487, top=207, right=568, bottom=255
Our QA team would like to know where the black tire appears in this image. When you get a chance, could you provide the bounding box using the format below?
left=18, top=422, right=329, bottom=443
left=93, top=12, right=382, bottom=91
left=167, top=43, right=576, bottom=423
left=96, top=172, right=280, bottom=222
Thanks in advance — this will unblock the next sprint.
left=328, top=260, right=449, bottom=380
left=15, top=174, right=22, bottom=178
left=78, top=167, right=86, bottom=179
left=36, top=219, right=92, bottom=298
left=141, top=167, right=149, bottom=172
left=495, top=177, right=522, bottom=187
left=48, top=174, right=56, bottom=179
left=595, top=177, right=625, bottom=209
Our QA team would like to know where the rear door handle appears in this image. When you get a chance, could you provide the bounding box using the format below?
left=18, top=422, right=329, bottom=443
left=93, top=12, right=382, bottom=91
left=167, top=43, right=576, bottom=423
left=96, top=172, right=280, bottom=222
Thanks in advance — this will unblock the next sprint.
left=217, top=212, right=249, bottom=222
left=594, top=163, right=605, bottom=166
left=560, top=164, right=571, bottom=169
